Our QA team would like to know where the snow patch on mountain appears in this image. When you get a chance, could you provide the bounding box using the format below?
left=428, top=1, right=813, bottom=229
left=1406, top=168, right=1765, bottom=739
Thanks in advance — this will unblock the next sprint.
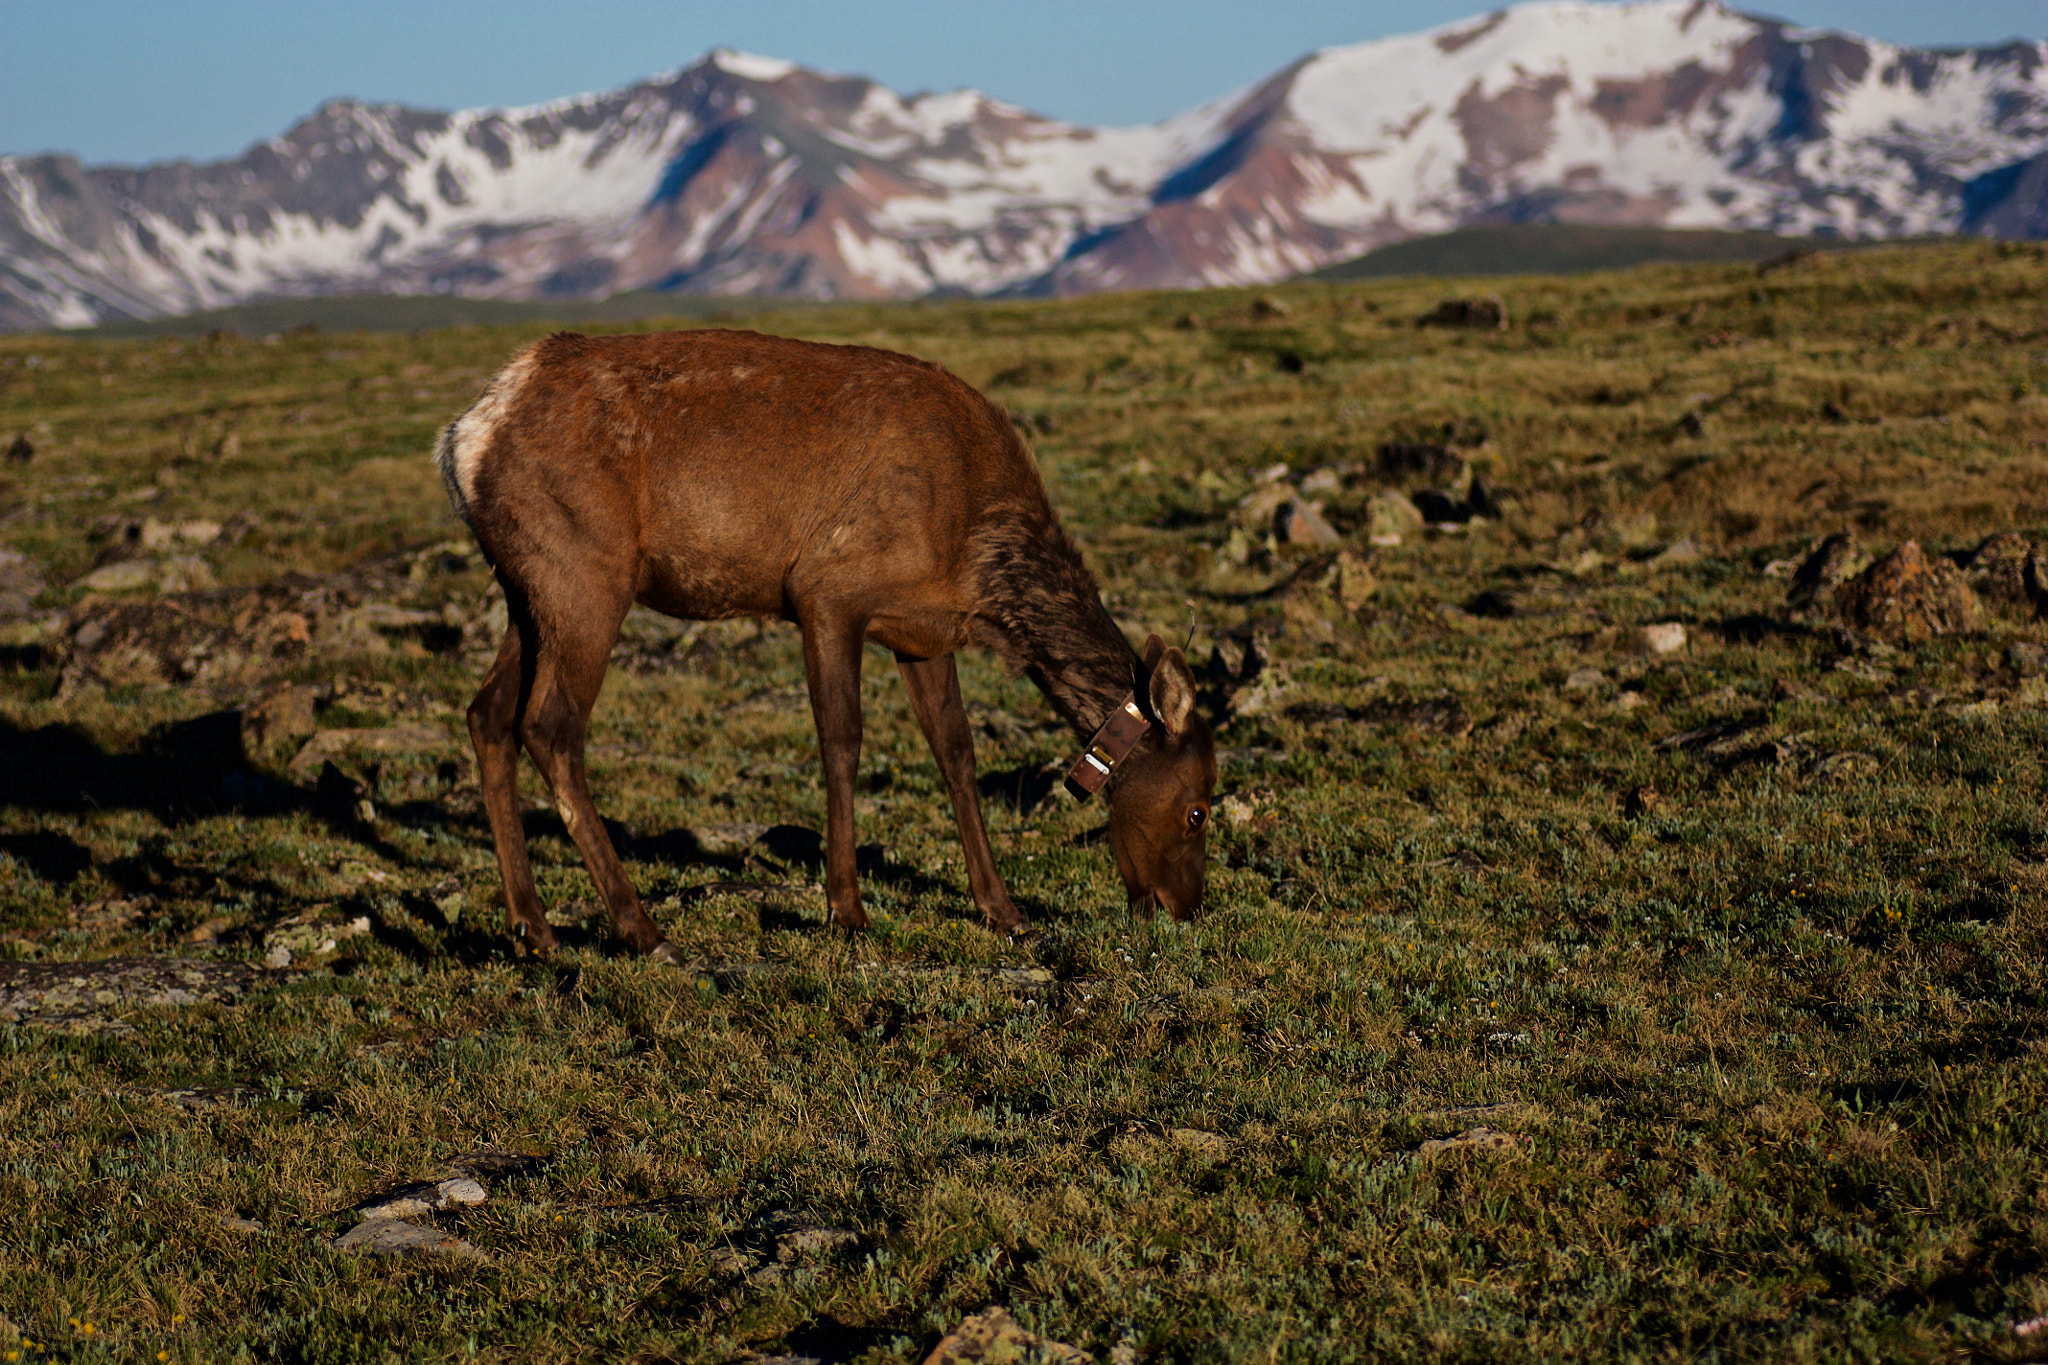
left=1, top=0, right=2043, bottom=330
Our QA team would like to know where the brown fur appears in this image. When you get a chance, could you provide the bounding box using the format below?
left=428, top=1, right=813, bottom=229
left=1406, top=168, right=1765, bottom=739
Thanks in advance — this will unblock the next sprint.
left=442, top=328, right=1215, bottom=956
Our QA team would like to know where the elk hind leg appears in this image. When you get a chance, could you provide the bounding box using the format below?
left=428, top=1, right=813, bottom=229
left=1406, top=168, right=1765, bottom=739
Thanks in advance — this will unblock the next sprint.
left=896, top=653, right=1025, bottom=933
left=468, top=621, right=556, bottom=954
left=518, top=606, right=678, bottom=962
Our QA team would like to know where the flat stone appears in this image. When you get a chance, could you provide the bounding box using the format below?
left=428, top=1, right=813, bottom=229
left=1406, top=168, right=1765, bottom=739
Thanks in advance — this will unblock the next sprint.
left=1418, top=1126, right=1522, bottom=1159
left=1640, top=622, right=1688, bottom=655
left=78, top=559, right=160, bottom=593
left=359, top=1177, right=486, bottom=1220
left=774, top=1226, right=861, bottom=1263
left=0, top=957, right=259, bottom=1032
left=1563, top=667, right=1608, bottom=692
left=331, top=1217, right=486, bottom=1262
left=1365, top=490, right=1424, bottom=547
left=1273, top=498, right=1342, bottom=549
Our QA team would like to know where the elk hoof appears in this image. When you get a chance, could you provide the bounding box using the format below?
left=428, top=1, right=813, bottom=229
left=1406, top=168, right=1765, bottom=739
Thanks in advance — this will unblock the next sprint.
left=510, top=922, right=559, bottom=958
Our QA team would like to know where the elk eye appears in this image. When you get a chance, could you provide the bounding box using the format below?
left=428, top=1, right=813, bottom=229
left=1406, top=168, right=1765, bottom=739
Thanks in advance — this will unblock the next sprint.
left=1187, top=806, right=1207, bottom=831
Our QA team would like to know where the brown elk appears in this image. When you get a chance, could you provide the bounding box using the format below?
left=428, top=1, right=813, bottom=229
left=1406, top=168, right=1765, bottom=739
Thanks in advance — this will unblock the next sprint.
left=437, top=328, right=1215, bottom=961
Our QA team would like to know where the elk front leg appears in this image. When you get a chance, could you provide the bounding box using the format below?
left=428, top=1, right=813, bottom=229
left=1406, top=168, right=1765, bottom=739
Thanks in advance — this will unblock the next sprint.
left=896, top=653, right=1026, bottom=933
left=801, top=614, right=869, bottom=930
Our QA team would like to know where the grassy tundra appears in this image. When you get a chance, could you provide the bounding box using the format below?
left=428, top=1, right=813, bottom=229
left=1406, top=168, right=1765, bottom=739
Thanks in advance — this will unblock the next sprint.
left=1, top=241, right=2046, bottom=1362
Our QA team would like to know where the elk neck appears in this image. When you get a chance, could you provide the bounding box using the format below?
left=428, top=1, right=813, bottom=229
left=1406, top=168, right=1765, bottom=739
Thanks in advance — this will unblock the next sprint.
left=969, top=510, right=1139, bottom=740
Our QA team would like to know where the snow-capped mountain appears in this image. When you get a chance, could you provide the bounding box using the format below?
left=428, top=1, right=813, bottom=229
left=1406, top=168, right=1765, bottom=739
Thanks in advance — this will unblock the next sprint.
left=2, top=0, right=2044, bottom=330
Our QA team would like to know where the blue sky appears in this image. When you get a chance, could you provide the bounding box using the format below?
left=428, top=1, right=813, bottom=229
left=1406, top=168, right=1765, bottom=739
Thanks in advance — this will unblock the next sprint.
left=2, top=0, right=2042, bottom=165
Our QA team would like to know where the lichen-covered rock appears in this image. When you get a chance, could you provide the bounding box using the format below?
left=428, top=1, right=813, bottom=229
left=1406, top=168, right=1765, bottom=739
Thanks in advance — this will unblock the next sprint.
left=1366, top=490, right=1424, bottom=546
left=1963, top=531, right=2036, bottom=609
left=1786, top=531, right=1869, bottom=610
left=0, top=957, right=259, bottom=1033
left=1831, top=541, right=1982, bottom=642
left=1272, top=497, right=1341, bottom=549
left=922, top=1307, right=1092, bottom=1365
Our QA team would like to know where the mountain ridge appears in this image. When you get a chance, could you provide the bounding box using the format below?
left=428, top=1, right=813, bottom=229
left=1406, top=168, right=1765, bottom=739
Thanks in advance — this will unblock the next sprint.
left=3, top=0, right=2044, bottom=331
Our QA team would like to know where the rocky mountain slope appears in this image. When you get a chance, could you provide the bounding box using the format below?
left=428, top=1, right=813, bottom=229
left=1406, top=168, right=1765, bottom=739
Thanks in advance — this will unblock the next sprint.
left=3, top=0, right=2043, bottom=329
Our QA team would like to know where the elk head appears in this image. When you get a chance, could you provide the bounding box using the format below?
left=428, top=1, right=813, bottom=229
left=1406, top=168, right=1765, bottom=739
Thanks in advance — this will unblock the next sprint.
left=1107, top=636, right=1217, bottom=920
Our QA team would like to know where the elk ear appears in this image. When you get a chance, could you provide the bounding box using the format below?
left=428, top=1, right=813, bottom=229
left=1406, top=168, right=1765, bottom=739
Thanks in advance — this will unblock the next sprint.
left=1148, top=646, right=1197, bottom=737
left=1139, top=633, right=1167, bottom=672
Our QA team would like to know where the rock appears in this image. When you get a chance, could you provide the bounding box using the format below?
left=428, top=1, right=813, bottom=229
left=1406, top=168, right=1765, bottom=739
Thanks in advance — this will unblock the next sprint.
left=240, top=683, right=319, bottom=763
left=1216, top=792, right=1261, bottom=828
left=264, top=944, right=293, bottom=970
left=923, top=1307, right=1092, bottom=1365
left=1612, top=513, right=1660, bottom=550
left=359, top=1177, right=487, bottom=1221
left=1832, top=542, right=1982, bottom=642
left=1233, top=481, right=1294, bottom=532
left=1249, top=295, right=1290, bottom=320
left=1376, top=442, right=1468, bottom=490
left=1466, top=473, right=1511, bottom=518
left=215, top=1214, right=266, bottom=1234
left=1650, top=537, right=1705, bottom=569
left=1787, top=531, right=1869, bottom=609
left=331, top=1217, right=486, bottom=1262
left=1412, top=489, right=1471, bottom=524
left=1298, top=466, right=1345, bottom=496
left=0, top=957, right=259, bottom=1033
left=1418, top=1127, right=1521, bottom=1159
left=2007, top=641, right=2048, bottom=677
left=1624, top=785, right=1660, bottom=817
left=1563, top=667, right=1608, bottom=692
left=138, top=518, right=223, bottom=550
left=1963, top=532, right=2036, bottom=608
left=78, top=559, right=160, bottom=593
left=1418, top=296, right=1508, bottom=330
left=5, top=433, right=33, bottom=463
left=0, top=547, right=46, bottom=621
left=1329, top=550, right=1377, bottom=612
left=1166, top=1127, right=1231, bottom=1157
left=1273, top=498, right=1341, bottom=549
left=689, top=822, right=774, bottom=854
left=1366, top=490, right=1424, bottom=547
left=264, top=912, right=372, bottom=962
left=774, top=1226, right=861, bottom=1263
left=1639, top=622, right=1687, bottom=655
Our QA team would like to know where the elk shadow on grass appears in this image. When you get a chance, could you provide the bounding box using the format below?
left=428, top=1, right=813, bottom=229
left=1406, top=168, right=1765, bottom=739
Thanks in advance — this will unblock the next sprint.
left=0, top=711, right=425, bottom=903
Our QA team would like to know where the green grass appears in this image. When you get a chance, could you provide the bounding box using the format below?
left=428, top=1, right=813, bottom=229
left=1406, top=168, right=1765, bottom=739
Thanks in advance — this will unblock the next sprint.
left=1309, top=223, right=1831, bottom=281
left=1, top=240, right=2046, bottom=1362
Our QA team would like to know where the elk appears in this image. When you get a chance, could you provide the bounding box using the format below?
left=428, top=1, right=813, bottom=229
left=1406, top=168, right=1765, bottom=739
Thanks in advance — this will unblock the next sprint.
left=436, top=328, right=1215, bottom=961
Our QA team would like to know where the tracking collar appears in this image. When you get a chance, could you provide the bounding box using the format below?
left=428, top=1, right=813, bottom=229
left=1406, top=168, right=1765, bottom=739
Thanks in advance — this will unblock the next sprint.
left=1063, top=695, right=1151, bottom=800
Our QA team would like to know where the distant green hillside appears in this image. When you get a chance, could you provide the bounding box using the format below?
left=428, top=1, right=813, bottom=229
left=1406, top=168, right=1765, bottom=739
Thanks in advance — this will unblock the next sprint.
left=88, top=288, right=749, bottom=339
left=1310, top=224, right=1856, bottom=281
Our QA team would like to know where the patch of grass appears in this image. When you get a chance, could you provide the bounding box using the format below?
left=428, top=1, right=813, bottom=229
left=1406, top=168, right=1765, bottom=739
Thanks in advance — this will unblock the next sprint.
left=0, top=240, right=2046, bottom=1361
